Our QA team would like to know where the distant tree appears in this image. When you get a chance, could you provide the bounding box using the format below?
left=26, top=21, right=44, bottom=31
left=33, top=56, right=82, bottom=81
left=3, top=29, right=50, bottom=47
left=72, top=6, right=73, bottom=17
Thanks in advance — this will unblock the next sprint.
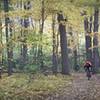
left=38, top=0, right=45, bottom=69
left=4, top=0, right=13, bottom=76
left=21, top=1, right=31, bottom=66
left=52, top=13, right=58, bottom=74
left=0, top=19, right=2, bottom=69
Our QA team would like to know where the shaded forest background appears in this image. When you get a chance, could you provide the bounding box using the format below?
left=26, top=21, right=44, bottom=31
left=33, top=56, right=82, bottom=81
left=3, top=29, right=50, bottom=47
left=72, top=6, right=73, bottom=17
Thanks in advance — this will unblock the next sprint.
left=0, top=0, right=100, bottom=76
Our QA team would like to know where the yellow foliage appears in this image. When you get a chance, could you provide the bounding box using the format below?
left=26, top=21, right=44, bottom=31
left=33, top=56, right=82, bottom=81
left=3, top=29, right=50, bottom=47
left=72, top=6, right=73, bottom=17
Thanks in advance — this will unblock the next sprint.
left=0, top=73, right=73, bottom=99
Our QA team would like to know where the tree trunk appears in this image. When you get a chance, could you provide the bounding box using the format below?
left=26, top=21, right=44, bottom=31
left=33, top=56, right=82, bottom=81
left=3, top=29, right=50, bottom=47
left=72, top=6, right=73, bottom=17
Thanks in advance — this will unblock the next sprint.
left=9, top=20, right=14, bottom=71
left=93, top=8, right=100, bottom=68
left=84, top=17, right=92, bottom=62
left=57, top=12, right=70, bottom=75
left=73, top=48, right=78, bottom=71
left=38, top=0, right=45, bottom=69
left=0, top=19, right=3, bottom=78
left=4, top=0, right=13, bottom=76
left=21, top=1, right=31, bottom=67
left=21, top=30, right=28, bottom=66
left=89, top=16, right=92, bottom=33
left=0, top=19, right=2, bottom=69
left=52, top=14, right=58, bottom=74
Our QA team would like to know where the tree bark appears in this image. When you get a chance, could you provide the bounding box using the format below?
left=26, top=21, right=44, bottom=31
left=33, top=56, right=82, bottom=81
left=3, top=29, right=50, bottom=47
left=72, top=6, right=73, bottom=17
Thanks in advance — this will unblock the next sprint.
left=57, top=12, right=70, bottom=75
left=52, top=14, right=58, bottom=74
left=73, top=48, right=78, bottom=71
left=84, top=17, right=92, bottom=62
left=9, top=20, right=14, bottom=71
left=38, top=0, right=45, bottom=69
left=93, top=8, right=100, bottom=68
left=0, top=19, right=3, bottom=70
left=21, top=1, right=31, bottom=67
left=4, top=0, right=13, bottom=76
left=0, top=19, right=3, bottom=78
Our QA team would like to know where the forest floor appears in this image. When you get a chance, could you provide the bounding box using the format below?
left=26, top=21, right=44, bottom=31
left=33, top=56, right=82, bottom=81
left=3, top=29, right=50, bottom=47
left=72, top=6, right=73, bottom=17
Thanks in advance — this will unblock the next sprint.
left=48, top=73, right=100, bottom=100
left=0, top=73, right=100, bottom=100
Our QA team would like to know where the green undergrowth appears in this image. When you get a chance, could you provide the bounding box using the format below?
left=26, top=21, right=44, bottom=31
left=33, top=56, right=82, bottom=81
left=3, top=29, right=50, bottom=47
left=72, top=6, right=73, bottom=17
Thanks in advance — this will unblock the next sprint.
left=0, top=73, right=73, bottom=100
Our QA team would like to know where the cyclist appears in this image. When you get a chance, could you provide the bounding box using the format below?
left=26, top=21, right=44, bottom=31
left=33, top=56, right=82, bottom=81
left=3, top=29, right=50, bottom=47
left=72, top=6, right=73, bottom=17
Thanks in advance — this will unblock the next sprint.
left=84, top=61, right=93, bottom=80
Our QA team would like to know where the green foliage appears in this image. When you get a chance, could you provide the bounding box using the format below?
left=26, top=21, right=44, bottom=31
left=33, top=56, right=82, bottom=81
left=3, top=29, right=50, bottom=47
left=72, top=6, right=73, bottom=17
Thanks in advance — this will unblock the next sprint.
left=24, top=64, right=39, bottom=73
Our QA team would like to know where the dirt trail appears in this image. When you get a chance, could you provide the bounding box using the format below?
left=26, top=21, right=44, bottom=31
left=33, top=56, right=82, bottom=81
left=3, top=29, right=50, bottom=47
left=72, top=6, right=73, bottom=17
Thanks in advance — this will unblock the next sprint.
left=45, top=73, right=100, bottom=100
left=70, top=73, right=100, bottom=100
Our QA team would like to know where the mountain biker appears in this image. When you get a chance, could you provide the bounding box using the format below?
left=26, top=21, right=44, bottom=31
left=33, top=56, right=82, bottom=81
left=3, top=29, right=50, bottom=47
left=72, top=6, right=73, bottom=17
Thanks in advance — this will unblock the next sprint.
left=84, top=61, right=93, bottom=80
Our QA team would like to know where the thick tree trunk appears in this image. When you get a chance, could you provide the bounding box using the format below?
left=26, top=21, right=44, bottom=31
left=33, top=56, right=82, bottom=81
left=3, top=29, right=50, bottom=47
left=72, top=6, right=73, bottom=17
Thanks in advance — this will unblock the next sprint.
left=52, top=14, right=58, bottom=74
left=84, top=17, right=92, bottom=62
left=4, top=0, right=13, bottom=76
left=57, top=12, right=70, bottom=75
left=93, top=8, right=100, bottom=68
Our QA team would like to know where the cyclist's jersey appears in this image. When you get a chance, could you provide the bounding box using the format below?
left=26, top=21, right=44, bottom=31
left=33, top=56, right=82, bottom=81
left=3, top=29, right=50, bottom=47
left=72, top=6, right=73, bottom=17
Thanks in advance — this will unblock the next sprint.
left=84, top=63, right=91, bottom=68
left=84, top=61, right=92, bottom=68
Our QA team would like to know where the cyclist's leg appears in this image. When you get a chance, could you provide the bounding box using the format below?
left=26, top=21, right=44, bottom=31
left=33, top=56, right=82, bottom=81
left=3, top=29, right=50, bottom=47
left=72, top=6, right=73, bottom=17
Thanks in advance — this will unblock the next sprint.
left=87, top=68, right=91, bottom=80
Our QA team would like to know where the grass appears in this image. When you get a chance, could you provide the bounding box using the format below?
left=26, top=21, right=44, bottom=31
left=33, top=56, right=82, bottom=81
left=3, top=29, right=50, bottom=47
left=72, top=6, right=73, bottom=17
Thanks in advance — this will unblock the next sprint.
left=0, top=73, right=73, bottom=100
